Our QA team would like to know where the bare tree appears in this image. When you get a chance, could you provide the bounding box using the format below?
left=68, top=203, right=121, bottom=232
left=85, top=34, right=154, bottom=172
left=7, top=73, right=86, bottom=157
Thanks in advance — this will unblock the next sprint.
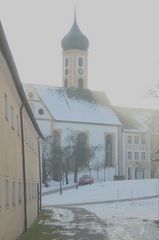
left=65, top=130, right=100, bottom=183
left=42, top=136, right=52, bottom=187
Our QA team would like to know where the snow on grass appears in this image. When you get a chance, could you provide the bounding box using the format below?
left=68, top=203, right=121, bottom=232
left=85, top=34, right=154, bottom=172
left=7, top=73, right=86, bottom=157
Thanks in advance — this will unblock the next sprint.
left=83, top=198, right=159, bottom=240
left=42, top=179, right=159, bottom=206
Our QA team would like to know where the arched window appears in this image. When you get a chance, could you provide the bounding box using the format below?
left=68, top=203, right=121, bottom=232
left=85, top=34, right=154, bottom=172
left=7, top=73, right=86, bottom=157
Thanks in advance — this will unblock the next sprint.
left=64, top=79, right=68, bottom=88
left=105, top=135, right=113, bottom=166
left=78, top=78, right=83, bottom=88
left=53, top=130, right=60, bottom=146
left=78, top=132, right=87, bottom=145
left=128, top=167, right=132, bottom=180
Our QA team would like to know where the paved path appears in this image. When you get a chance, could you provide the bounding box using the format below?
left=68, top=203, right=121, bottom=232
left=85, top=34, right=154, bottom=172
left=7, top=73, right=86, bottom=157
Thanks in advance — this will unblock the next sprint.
left=51, top=207, right=109, bottom=240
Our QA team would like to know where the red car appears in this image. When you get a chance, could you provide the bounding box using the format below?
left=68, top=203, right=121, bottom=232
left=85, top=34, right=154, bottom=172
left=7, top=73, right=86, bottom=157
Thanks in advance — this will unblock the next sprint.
left=79, top=175, right=94, bottom=185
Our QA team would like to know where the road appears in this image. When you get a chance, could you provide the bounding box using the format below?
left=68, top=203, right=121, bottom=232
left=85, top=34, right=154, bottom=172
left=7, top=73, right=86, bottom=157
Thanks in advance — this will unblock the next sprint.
left=51, top=207, right=109, bottom=240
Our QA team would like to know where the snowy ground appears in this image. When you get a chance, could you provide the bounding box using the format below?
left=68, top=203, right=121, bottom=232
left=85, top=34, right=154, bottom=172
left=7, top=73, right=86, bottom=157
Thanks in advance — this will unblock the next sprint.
left=43, top=179, right=159, bottom=239
left=42, top=179, right=159, bottom=206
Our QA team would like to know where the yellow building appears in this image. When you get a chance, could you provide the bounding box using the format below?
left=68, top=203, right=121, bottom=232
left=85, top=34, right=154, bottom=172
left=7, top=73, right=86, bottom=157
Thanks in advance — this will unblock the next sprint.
left=0, top=22, right=43, bottom=240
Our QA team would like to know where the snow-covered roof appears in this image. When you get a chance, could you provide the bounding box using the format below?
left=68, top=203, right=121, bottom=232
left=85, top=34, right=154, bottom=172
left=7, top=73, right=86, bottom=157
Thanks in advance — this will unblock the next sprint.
left=28, top=84, right=122, bottom=126
left=113, top=106, right=159, bottom=132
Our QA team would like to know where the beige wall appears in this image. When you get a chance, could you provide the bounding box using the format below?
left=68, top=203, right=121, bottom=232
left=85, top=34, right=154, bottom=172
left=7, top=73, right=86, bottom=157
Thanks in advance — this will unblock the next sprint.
left=0, top=50, right=42, bottom=239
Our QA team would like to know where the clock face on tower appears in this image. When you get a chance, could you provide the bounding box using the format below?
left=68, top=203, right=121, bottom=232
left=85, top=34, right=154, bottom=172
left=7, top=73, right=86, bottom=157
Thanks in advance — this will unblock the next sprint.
left=77, top=68, right=84, bottom=75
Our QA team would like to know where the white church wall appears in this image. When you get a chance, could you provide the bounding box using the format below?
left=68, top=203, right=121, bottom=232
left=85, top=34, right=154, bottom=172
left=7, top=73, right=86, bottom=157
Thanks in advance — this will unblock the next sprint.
left=53, top=121, right=120, bottom=175
left=36, top=119, right=52, bottom=137
left=32, top=101, right=52, bottom=120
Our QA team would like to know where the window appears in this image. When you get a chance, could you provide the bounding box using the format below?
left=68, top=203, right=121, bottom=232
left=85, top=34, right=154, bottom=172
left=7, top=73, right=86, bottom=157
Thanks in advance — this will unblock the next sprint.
left=65, top=57, right=69, bottom=67
left=135, top=152, right=139, bottom=160
left=18, top=182, right=22, bottom=204
left=134, top=136, right=139, bottom=144
left=38, top=108, right=44, bottom=115
left=12, top=181, right=16, bottom=207
left=11, top=106, right=14, bottom=128
left=53, top=130, right=60, bottom=146
left=141, top=169, right=145, bottom=179
left=65, top=69, right=68, bottom=75
left=127, top=136, right=132, bottom=144
left=105, top=135, right=113, bottom=166
left=141, top=152, right=146, bottom=160
left=141, top=136, right=145, bottom=144
left=128, top=151, right=132, bottom=160
left=4, top=93, right=8, bottom=120
left=78, top=57, right=83, bottom=67
left=64, top=79, right=68, bottom=87
left=78, top=78, right=83, bottom=88
left=5, top=179, right=9, bottom=208
left=16, top=114, right=20, bottom=135
left=135, top=168, right=139, bottom=179
left=128, top=167, right=132, bottom=179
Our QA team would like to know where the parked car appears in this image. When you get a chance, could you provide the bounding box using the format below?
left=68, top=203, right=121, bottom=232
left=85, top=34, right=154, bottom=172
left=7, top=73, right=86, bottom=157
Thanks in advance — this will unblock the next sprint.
left=79, top=175, right=94, bottom=185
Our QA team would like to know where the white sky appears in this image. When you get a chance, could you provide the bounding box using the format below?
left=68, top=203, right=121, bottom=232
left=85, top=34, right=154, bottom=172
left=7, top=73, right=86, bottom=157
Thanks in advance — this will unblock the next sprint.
left=1, top=0, right=159, bottom=109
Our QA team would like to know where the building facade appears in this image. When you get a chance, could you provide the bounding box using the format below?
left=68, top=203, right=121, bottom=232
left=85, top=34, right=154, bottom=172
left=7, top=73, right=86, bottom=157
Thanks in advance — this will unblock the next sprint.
left=0, top=22, right=43, bottom=240
left=24, top=15, right=152, bottom=181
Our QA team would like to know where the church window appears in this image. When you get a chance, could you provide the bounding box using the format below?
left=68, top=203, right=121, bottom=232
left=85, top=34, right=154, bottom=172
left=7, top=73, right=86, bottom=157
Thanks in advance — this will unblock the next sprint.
left=38, top=108, right=44, bottom=115
left=78, top=57, right=83, bottom=67
left=53, top=130, right=60, bottom=146
left=105, top=134, right=112, bottom=166
left=78, top=78, right=83, bottom=88
left=78, top=132, right=87, bottom=145
left=64, top=79, right=68, bottom=87
left=65, top=57, right=69, bottom=67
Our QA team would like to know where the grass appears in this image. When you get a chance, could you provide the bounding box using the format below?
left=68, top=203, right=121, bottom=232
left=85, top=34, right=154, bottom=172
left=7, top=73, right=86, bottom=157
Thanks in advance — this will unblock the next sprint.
left=19, top=209, right=56, bottom=240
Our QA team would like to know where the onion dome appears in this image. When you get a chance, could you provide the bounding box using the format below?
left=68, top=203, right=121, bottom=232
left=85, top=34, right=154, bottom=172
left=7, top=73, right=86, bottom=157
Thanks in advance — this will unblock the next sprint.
left=61, top=16, right=89, bottom=51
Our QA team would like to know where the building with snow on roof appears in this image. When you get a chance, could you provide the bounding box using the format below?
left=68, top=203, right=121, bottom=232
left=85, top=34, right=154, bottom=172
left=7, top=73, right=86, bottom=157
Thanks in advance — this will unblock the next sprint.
left=24, top=14, right=123, bottom=181
left=24, top=12, right=156, bottom=181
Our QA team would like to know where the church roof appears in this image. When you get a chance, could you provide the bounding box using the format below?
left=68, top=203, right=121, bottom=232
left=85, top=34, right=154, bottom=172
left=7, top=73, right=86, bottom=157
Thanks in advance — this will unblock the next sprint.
left=61, top=16, right=89, bottom=51
left=27, top=84, right=121, bottom=126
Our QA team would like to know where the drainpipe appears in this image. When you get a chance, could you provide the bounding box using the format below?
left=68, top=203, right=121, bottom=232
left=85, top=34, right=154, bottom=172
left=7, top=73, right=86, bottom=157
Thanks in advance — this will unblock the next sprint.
left=37, top=137, right=42, bottom=214
left=20, top=104, right=27, bottom=231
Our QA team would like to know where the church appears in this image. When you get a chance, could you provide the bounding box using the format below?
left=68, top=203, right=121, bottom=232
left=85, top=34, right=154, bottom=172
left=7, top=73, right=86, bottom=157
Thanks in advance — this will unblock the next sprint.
left=24, top=14, right=152, bottom=180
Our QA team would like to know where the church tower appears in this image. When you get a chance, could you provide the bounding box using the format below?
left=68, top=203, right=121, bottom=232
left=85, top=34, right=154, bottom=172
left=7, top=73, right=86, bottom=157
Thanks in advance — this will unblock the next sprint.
left=61, top=13, right=89, bottom=89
